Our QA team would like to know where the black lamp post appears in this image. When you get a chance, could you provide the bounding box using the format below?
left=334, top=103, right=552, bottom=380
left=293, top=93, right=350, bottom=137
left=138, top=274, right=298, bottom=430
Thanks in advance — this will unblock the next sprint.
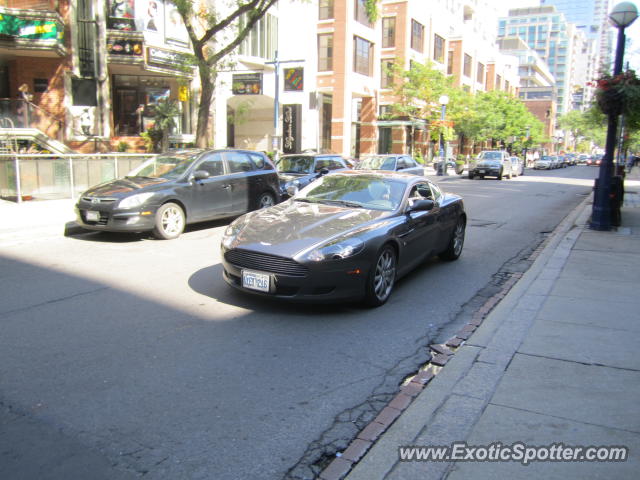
left=591, top=1, right=638, bottom=231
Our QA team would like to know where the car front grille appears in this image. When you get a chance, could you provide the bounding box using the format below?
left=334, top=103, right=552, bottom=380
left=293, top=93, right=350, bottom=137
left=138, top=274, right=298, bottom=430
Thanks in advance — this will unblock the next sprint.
left=81, top=197, right=117, bottom=205
left=224, top=249, right=309, bottom=277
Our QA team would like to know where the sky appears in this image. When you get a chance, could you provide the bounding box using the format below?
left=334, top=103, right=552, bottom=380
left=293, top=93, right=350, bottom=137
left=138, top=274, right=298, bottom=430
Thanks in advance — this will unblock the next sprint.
left=496, top=0, right=640, bottom=72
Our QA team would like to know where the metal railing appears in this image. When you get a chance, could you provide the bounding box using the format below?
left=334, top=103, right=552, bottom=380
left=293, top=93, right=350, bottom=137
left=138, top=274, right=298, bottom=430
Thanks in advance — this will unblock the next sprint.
left=0, top=153, right=157, bottom=203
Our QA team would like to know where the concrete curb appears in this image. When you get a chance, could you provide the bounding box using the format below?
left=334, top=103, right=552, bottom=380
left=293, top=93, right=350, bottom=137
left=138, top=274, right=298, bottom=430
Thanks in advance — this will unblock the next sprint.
left=321, top=193, right=595, bottom=480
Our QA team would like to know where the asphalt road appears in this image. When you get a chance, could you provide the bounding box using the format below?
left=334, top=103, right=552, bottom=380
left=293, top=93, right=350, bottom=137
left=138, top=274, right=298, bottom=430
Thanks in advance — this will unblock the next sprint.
left=0, top=166, right=597, bottom=480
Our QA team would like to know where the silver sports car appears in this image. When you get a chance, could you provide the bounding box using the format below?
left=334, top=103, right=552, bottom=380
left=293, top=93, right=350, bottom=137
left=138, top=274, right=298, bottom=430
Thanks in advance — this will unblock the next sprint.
left=221, top=171, right=466, bottom=306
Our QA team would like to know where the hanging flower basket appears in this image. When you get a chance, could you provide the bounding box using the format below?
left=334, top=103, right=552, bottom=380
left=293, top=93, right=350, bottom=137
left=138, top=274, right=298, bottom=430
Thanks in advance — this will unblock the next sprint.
left=592, top=70, right=640, bottom=117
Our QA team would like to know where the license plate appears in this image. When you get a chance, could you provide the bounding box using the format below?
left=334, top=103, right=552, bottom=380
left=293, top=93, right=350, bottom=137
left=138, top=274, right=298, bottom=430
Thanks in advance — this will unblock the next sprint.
left=478, top=169, right=486, bottom=174
left=242, top=269, right=271, bottom=292
left=85, top=210, right=100, bottom=221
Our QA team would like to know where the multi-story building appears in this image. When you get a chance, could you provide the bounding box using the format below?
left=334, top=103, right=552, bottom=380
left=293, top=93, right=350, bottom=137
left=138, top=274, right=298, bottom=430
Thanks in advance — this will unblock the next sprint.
left=0, top=0, right=196, bottom=154
left=541, top=0, right=612, bottom=73
left=499, top=6, right=588, bottom=116
left=498, top=37, right=557, bottom=150
left=1, top=0, right=520, bottom=159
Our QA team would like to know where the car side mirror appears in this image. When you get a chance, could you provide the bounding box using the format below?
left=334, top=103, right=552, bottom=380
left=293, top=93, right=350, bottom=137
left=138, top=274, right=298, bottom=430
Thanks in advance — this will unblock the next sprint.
left=408, top=199, right=435, bottom=212
left=193, top=170, right=210, bottom=181
left=316, top=167, right=330, bottom=177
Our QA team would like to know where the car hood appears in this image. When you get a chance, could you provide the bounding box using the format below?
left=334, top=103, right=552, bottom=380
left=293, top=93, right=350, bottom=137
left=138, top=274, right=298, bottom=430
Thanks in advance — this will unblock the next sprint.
left=278, top=172, right=313, bottom=183
left=476, top=160, right=501, bottom=167
left=82, top=177, right=169, bottom=198
left=228, top=200, right=391, bottom=257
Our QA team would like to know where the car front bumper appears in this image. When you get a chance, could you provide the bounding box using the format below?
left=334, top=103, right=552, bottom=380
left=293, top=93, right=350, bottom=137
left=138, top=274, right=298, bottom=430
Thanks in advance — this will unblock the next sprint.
left=471, top=167, right=501, bottom=177
left=221, top=248, right=370, bottom=303
left=75, top=204, right=159, bottom=233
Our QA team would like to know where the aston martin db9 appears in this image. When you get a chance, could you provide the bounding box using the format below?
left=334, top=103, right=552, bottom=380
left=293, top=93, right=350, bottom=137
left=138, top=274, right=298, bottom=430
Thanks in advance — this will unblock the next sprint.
left=221, top=171, right=466, bottom=306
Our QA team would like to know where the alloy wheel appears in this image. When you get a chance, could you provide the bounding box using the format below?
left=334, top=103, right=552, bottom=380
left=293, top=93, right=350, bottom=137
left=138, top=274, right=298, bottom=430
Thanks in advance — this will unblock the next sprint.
left=373, top=248, right=396, bottom=302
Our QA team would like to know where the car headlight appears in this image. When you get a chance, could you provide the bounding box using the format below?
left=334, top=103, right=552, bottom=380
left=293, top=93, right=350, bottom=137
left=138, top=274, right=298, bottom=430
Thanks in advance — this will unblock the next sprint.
left=222, top=222, right=242, bottom=249
left=118, top=192, right=154, bottom=209
left=307, top=237, right=365, bottom=262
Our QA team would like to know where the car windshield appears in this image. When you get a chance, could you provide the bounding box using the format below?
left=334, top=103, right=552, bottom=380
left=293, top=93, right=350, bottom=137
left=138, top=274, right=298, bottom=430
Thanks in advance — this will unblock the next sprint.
left=276, top=156, right=313, bottom=174
left=295, top=174, right=405, bottom=211
left=127, top=151, right=201, bottom=180
left=479, top=152, right=502, bottom=160
left=357, top=156, right=397, bottom=170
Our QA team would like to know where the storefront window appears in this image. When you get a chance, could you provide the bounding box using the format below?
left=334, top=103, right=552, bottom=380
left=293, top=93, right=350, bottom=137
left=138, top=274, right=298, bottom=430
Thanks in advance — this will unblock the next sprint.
left=112, top=74, right=191, bottom=136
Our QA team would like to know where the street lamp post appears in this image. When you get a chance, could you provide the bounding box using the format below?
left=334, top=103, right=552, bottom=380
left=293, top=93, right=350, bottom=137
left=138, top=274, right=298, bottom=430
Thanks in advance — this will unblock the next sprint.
left=437, top=94, right=449, bottom=176
left=523, top=125, right=530, bottom=168
left=591, top=1, right=638, bottom=231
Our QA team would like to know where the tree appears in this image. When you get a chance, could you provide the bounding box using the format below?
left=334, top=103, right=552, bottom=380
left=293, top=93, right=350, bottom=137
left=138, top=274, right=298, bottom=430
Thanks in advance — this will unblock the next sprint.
left=558, top=110, right=588, bottom=150
left=174, top=0, right=282, bottom=147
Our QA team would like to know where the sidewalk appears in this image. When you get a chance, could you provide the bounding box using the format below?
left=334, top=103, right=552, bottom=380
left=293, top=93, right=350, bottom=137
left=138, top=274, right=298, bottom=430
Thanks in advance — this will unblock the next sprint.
left=319, top=167, right=640, bottom=480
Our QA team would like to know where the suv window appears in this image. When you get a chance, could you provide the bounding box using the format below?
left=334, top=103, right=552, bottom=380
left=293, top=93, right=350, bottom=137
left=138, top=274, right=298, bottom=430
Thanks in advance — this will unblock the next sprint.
left=225, top=152, right=255, bottom=173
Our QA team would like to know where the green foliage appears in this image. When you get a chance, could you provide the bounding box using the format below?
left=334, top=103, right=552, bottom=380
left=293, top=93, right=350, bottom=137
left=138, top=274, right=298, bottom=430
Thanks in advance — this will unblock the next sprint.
left=141, top=127, right=163, bottom=153
left=385, top=60, right=543, bottom=149
left=364, top=0, right=380, bottom=22
left=151, top=99, right=181, bottom=152
left=116, top=141, right=129, bottom=152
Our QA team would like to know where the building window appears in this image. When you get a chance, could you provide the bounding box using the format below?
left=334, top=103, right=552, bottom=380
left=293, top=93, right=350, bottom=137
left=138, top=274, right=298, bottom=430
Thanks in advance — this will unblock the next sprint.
left=382, top=17, right=395, bottom=48
left=320, top=94, right=333, bottom=152
left=354, top=36, right=373, bottom=76
left=463, top=53, right=472, bottom=78
left=477, top=62, right=484, bottom=84
left=447, top=52, right=454, bottom=75
left=355, top=0, right=372, bottom=26
left=505, top=80, right=510, bottom=92
left=319, top=0, right=334, bottom=20
left=381, top=59, right=394, bottom=88
left=433, top=34, right=444, bottom=63
left=239, top=13, right=278, bottom=59
left=496, top=74, right=502, bottom=89
left=318, top=33, right=333, bottom=71
left=77, top=0, right=95, bottom=78
left=411, top=20, right=424, bottom=53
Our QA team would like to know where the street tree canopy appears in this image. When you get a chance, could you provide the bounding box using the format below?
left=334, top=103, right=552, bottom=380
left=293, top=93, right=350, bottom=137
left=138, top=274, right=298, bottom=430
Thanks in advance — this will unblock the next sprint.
left=174, top=0, right=282, bottom=148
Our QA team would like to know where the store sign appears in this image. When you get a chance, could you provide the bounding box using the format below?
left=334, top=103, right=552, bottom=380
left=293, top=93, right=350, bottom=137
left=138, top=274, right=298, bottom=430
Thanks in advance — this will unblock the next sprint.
left=0, top=13, right=62, bottom=41
left=107, top=0, right=136, bottom=31
left=282, top=104, right=301, bottom=154
left=147, top=46, right=190, bottom=68
left=232, top=73, right=263, bottom=95
left=284, top=68, right=303, bottom=92
left=107, top=38, right=143, bottom=55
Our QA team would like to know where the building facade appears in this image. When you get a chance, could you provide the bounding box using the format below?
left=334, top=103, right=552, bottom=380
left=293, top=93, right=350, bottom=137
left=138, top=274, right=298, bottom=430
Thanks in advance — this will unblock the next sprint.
left=2, top=0, right=522, bottom=158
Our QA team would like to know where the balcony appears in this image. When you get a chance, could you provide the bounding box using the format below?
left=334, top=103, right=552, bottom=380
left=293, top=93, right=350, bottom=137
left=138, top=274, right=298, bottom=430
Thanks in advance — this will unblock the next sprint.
left=0, top=6, right=66, bottom=58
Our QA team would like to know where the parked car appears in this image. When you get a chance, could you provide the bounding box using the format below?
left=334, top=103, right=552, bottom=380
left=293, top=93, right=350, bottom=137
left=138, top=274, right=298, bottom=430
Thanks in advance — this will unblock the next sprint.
left=510, top=156, right=525, bottom=177
left=577, top=154, right=589, bottom=165
left=275, top=153, right=349, bottom=199
left=469, top=150, right=513, bottom=180
left=75, top=149, right=280, bottom=240
left=356, top=154, right=424, bottom=175
left=587, top=155, right=602, bottom=166
left=534, top=155, right=554, bottom=170
left=221, top=171, right=466, bottom=306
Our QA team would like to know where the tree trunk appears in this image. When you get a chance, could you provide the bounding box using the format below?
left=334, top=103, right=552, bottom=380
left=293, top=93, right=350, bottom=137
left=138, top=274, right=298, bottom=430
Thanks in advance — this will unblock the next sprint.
left=196, top=65, right=215, bottom=148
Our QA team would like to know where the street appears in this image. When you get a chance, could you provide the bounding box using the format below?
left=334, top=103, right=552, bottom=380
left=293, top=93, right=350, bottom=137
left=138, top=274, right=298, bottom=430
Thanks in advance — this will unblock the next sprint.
left=0, top=166, right=597, bottom=480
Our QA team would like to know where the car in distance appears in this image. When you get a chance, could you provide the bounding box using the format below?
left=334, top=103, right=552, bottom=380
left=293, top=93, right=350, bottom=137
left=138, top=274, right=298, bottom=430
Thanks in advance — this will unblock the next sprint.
left=469, top=150, right=513, bottom=180
left=276, top=153, right=349, bottom=199
left=510, top=156, right=525, bottom=177
left=356, top=154, right=424, bottom=175
left=221, top=171, right=466, bottom=307
left=75, top=149, right=280, bottom=240
left=534, top=155, right=554, bottom=170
